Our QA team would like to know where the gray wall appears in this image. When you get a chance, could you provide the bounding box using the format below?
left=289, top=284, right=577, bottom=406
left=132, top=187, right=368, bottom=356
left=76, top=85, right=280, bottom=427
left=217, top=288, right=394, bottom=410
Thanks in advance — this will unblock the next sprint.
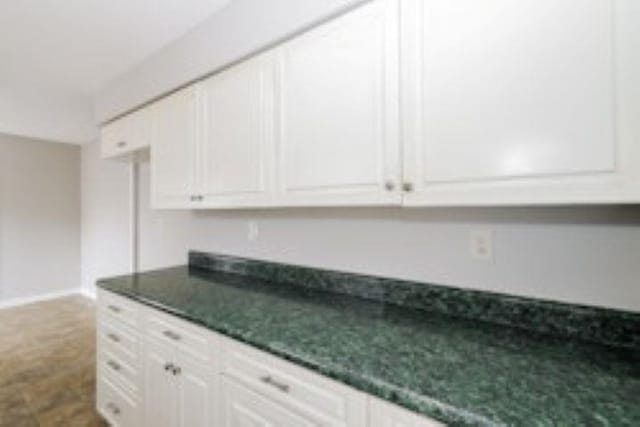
left=0, top=133, right=81, bottom=303
left=81, top=144, right=640, bottom=312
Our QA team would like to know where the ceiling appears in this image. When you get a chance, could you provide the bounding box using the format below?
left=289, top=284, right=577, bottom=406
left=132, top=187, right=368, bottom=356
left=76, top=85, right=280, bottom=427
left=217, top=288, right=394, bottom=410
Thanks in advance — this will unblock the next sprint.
left=0, top=0, right=231, bottom=143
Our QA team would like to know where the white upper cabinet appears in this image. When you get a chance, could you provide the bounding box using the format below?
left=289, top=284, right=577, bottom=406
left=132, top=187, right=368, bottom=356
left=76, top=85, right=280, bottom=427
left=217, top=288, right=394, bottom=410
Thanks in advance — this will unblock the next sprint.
left=118, top=0, right=639, bottom=208
left=198, top=53, right=277, bottom=208
left=276, top=0, right=401, bottom=206
left=150, top=87, right=198, bottom=209
left=401, top=0, right=640, bottom=205
left=101, top=107, right=151, bottom=159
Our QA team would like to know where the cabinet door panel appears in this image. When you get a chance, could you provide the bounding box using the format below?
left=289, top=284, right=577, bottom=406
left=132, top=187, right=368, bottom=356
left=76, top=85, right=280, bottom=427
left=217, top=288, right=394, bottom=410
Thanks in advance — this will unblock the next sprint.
left=151, top=87, right=198, bottom=208
left=277, top=0, right=401, bottom=206
left=199, top=54, right=276, bottom=207
left=221, top=376, right=318, bottom=427
left=402, top=0, right=621, bottom=205
left=176, top=356, right=216, bottom=427
left=143, top=340, right=177, bottom=427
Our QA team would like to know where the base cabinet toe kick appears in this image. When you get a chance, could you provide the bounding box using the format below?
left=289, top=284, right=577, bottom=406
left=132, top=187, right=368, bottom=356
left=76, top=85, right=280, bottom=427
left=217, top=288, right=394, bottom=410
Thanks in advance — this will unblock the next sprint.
left=96, top=289, right=444, bottom=427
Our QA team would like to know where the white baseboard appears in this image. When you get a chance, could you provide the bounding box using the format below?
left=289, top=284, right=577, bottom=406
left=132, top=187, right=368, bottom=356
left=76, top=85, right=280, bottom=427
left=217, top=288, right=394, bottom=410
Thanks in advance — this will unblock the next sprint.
left=80, top=287, right=97, bottom=300
left=0, top=288, right=85, bottom=310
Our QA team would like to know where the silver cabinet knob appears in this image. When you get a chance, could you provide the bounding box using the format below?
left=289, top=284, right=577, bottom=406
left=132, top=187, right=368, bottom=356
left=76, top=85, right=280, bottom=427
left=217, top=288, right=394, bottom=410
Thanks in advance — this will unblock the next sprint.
left=107, top=360, right=121, bottom=372
left=384, top=180, right=395, bottom=191
left=402, top=182, right=414, bottom=192
left=107, top=333, right=120, bottom=343
left=107, top=402, right=121, bottom=415
left=172, top=365, right=182, bottom=376
left=164, top=362, right=173, bottom=372
left=163, top=330, right=181, bottom=341
left=260, top=375, right=290, bottom=393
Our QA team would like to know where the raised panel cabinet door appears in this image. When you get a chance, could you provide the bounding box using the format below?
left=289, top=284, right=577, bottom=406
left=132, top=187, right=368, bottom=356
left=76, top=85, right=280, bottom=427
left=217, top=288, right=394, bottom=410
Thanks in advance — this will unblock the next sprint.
left=175, top=355, right=216, bottom=427
left=402, top=0, right=626, bottom=205
left=277, top=0, right=401, bottom=206
left=369, top=397, right=444, bottom=427
left=198, top=53, right=276, bottom=208
left=150, top=87, right=198, bottom=209
left=143, top=339, right=178, bottom=427
left=221, top=376, right=318, bottom=427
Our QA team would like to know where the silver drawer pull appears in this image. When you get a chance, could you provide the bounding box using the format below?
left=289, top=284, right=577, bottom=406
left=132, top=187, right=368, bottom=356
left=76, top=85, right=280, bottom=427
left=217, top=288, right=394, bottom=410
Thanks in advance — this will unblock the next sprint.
left=108, top=305, right=121, bottom=314
left=107, top=333, right=120, bottom=343
left=107, top=402, right=121, bottom=416
left=172, top=365, right=182, bottom=376
left=164, top=362, right=174, bottom=372
left=163, top=330, right=181, bottom=341
left=260, top=375, right=290, bottom=393
left=117, top=141, right=127, bottom=148
left=107, top=360, right=121, bottom=372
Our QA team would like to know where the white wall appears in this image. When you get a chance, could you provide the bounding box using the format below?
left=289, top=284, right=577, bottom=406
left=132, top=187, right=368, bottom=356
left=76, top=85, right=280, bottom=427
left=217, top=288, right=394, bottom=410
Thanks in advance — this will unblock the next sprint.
left=0, top=133, right=81, bottom=304
left=0, top=81, right=96, bottom=144
left=80, top=141, right=132, bottom=297
left=80, top=142, right=640, bottom=312
left=95, top=0, right=368, bottom=121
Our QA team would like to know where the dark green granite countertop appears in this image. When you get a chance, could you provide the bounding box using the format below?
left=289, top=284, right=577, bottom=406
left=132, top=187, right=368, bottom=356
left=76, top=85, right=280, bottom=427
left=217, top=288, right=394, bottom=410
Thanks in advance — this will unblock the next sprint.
left=98, top=266, right=640, bottom=426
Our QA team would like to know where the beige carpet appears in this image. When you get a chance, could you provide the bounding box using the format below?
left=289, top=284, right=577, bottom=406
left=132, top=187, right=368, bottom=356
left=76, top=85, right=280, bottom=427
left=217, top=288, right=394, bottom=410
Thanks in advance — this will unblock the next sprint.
left=0, top=295, right=106, bottom=426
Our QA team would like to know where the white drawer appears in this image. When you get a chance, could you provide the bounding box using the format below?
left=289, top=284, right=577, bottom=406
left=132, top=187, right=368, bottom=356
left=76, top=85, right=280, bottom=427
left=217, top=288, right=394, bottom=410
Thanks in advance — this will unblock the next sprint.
left=369, top=397, right=445, bottom=427
left=99, top=349, right=141, bottom=397
left=222, top=338, right=367, bottom=426
left=98, top=290, right=140, bottom=329
left=221, top=375, right=318, bottom=427
left=97, top=375, right=139, bottom=427
left=145, top=307, right=210, bottom=362
left=98, top=316, right=140, bottom=366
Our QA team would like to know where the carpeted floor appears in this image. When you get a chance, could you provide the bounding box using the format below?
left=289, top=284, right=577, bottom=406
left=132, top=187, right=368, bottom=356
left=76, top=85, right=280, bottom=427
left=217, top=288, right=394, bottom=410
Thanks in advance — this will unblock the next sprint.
left=0, top=295, right=106, bottom=426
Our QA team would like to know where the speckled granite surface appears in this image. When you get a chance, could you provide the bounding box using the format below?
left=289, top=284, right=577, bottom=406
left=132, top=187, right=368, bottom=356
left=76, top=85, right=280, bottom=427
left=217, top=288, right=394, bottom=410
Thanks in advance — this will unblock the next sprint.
left=97, top=254, right=640, bottom=426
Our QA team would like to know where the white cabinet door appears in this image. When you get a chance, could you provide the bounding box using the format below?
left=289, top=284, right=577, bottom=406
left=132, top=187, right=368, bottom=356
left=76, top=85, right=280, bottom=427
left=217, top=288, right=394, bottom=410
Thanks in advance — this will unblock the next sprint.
left=220, top=376, right=318, bottom=427
left=150, top=87, right=199, bottom=209
left=101, top=107, right=151, bottom=159
left=276, top=0, right=401, bottom=206
left=401, top=0, right=639, bottom=205
left=369, top=397, right=444, bottom=427
left=198, top=53, right=276, bottom=208
left=176, top=355, right=216, bottom=427
left=144, top=339, right=177, bottom=427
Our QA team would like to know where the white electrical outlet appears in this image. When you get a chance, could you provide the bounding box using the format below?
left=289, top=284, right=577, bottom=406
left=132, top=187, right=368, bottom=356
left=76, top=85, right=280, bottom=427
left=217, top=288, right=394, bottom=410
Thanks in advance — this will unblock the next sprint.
left=248, top=220, right=259, bottom=242
left=470, top=230, right=494, bottom=262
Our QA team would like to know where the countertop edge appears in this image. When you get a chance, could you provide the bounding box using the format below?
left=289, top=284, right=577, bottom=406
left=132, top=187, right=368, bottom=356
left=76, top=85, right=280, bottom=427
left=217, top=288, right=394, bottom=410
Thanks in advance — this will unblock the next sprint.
left=97, top=282, right=497, bottom=427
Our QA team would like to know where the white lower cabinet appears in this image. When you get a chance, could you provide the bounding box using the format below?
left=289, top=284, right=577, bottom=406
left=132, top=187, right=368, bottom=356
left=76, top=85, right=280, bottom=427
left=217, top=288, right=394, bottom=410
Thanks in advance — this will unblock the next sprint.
left=220, top=375, right=318, bottom=427
left=97, top=290, right=444, bottom=427
left=97, top=374, right=141, bottom=426
left=369, top=398, right=444, bottom=427
left=143, top=338, right=216, bottom=427
left=143, top=338, right=177, bottom=427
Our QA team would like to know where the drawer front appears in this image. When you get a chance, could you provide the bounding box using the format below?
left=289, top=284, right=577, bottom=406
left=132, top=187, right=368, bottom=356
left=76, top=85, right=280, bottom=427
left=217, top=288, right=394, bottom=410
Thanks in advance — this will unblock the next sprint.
left=98, top=290, right=140, bottom=328
left=97, top=375, right=139, bottom=427
left=99, top=349, right=141, bottom=396
left=369, top=397, right=445, bottom=427
left=221, top=375, right=319, bottom=427
left=97, top=316, right=140, bottom=366
left=145, top=307, right=210, bottom=362
left=222, top=338, right=366, bottom=426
